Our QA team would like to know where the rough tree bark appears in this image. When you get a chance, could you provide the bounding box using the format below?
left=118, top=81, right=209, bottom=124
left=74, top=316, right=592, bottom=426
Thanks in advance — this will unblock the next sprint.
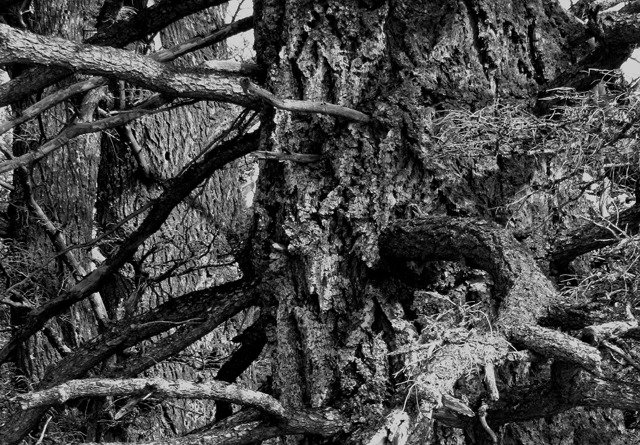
left=249, top=0, right=640, bottom=444
left=5, top=0, right=640, bottom=444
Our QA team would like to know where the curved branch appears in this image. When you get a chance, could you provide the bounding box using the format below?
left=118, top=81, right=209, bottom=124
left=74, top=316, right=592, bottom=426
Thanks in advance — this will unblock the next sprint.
left=240, top=79, right=371, bottom=123
left=379, top=217, right=557, bottom=327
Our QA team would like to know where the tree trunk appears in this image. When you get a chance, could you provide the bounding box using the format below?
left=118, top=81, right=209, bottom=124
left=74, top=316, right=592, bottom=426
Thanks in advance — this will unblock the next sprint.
left=7, top=0, right=103, bottom=381
left=252, top=0, right=640, bottom=443
left=3, top=3, right=259, bottom=442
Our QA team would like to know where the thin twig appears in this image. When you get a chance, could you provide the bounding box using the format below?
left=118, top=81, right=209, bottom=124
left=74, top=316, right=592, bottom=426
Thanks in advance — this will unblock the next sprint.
left=35, top=415, right=52, bottom=445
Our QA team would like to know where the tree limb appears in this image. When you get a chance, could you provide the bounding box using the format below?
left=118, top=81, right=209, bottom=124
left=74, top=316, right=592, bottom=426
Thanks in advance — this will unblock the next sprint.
left=0, top=129, right=260, bottom=366
left=0, top=24, right=259, bottom=108
left=0, top=0, right=231, bottom=106
left=108, top=287, right=267, bottom=378
left=379, top=217, right=557, bottom=327
left=15, top=377, right=286, bottom=418
left=0, top=94, right=169, bottom=175
left=509, top=324, right=602, bottom=373
left=214, top=312, right=272, bottom=420
left=550, top=205, right=640, bottom=272
left=240, top=79, right=371, bottom=122
left=0, top=17, right=257, bottom=137
left=80, top=407, right=345, bottom=445
left=0, top=280, right=258, bottom=445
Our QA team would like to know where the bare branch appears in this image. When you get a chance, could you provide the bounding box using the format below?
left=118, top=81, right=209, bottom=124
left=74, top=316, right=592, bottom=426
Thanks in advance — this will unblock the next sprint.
left=550, top=205, right=640, bottom=272
left=0, top=17, right=256, bottom=137
left=15, top=377, right=286, bottom=418
left=0, top=130, right=260, bottom=366
left=0, top=24, right=258, bottom=108
left=81, top=409, right=345, bottom=445
left=157, top=16, right=257, bottom=72
left=0, top=76, right=107, bottom=137
left=0, top=280, right=258, bottom=445
left=241, top=79, right=372, bottom=123
left=483, top=362, right=499, bottom=402
left=0, top=95, right=169, bottom=175
left=253, top=151, right=322, bottom=163
left=0, top=0, right=232, bottom=106
left=24, top=184, right=109, bottom=328
left=509, top=324, right=602, bottom=373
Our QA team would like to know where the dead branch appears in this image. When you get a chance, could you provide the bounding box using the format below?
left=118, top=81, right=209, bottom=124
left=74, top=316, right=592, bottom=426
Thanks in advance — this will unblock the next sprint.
left=0, top=0, right=231, bottom=107
left=79, top=407, right=345, bottom=445
left=241, top=79, right=371, bottom=123
left=122, top=125, right=152, bottom=180
left=581, top=320, right=638, bottom=345
left=0, top=76, right=106, bottom=137
left=550, top=205, right=640, bottom=272
left=484, top=362, right=499, bottom=401
left=0, top=130, right=260, bottom=367
left=509, top=324, right=602, bottom=373
left=0, top=95, right=169, bottom=175
left=0, top=17, right=255, bottom=137
left=158, top=16, right=256, bottom=72
left=24, top=184, right=109, bottom=328
left=253, top=151, right=322, bottom=163
left=0, top=24, right=258, bottom=108
left=478, top=403, right=497, bottom=444
left=15, top=377, right=286, bottom=418
left=0, top=280, right=258, bottom=445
